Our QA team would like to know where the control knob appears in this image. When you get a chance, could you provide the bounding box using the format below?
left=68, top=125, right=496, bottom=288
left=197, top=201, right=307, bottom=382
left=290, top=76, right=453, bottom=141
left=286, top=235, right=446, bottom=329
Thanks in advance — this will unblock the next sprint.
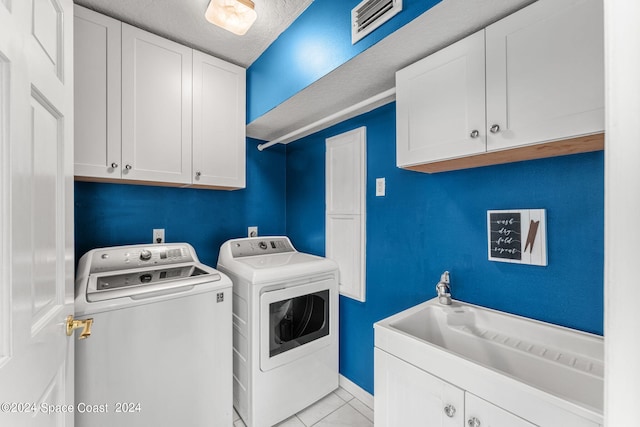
left=258, top=241, right=268, bottom=250
left=139, top=249, right=152, bottom=261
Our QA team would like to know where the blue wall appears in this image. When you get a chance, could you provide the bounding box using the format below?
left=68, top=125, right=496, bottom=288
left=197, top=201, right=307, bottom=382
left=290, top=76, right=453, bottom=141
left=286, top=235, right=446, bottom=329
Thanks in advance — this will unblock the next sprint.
left=247, top=0, right=441, bottom=122
left=74, top=139, right=287, bottom=267
left=286, top=102, right=604, bottom=394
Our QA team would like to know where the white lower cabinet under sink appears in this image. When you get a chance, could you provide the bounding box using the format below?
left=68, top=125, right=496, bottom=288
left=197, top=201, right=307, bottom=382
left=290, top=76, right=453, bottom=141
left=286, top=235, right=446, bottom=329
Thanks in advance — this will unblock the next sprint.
left=374, top=299, right=603, bottom=427
left=376, top=350, right=536, bottom=427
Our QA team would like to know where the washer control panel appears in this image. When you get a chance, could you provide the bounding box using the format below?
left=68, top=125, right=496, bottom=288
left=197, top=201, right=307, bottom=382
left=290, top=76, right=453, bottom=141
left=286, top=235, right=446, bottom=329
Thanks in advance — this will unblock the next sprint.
left=89, top=244, right=194, bottom=274
left=231, top=237, right=294, bottom=258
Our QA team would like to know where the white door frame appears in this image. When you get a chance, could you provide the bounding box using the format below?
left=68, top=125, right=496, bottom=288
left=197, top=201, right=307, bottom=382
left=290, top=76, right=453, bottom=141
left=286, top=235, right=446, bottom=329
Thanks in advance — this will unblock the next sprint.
left=604, top=1, right=640, bottom=425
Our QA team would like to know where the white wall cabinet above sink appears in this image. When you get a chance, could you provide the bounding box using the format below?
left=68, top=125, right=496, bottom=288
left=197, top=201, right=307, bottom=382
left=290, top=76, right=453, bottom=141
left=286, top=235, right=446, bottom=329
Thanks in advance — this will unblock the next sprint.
left=74, top=6, right=246, bottom=189
left=396, top=0, right=604, bottom=173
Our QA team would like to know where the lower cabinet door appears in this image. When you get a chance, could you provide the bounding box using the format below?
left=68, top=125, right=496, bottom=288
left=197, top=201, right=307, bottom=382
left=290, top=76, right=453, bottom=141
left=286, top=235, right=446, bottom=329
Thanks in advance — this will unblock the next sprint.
left=374, top=348, right=464, bottom=426
left=465, top=393, right=536, bottom=427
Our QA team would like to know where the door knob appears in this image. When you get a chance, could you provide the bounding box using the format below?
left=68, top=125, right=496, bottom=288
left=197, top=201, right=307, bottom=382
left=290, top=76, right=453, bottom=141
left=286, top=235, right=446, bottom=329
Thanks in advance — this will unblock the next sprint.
left=469, top=130, right=480, bottom=139
left=468, top=417, right=481, bottom=427
left=489, top=124, right=501, bottom=133
left=111, top=162, right=118, bottom=169
left=443, top=404, right=456, bottom=417
left=66, top=315, right=93, bottom=340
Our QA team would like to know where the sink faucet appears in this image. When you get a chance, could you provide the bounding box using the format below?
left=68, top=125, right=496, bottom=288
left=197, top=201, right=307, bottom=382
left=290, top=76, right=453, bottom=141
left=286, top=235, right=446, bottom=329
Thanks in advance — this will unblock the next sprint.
left=436, top=271, right=451, bottom=305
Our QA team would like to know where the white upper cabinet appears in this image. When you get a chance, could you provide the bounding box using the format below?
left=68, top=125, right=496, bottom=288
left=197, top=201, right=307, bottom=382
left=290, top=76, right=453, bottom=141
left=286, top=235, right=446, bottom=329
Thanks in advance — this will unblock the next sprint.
left=485, top=0, right=604, bottom=152
left=121, top=24, right=193, bottom=184
left=192, top=50, right=246, bottom=188
left=74, top=6, right=121, bottom=179
left=396, top=30, right=486, bottom=166
left=74, top=7, right=246, bottom=189
left=396, top=0, right=604, bottom=171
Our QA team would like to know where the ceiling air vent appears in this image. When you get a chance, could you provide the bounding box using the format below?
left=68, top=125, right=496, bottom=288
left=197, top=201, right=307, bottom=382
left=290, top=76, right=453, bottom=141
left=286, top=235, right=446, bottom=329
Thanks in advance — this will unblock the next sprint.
left=352, top=0, right=402, bottom=44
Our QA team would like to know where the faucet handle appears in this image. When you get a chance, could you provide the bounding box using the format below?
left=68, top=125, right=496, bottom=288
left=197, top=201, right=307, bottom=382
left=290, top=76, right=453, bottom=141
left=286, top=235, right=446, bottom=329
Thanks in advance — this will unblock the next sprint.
left=440, top=271, right=450, bottom=284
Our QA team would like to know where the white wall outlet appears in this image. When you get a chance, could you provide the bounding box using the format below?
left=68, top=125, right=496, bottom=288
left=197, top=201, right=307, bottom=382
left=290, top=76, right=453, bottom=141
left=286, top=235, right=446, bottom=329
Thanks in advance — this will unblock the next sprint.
left=153, top=229, right=165, bottom=244
left=248, top=226, right=258, bottom=237
left=376, top=177, right=386, bottom=196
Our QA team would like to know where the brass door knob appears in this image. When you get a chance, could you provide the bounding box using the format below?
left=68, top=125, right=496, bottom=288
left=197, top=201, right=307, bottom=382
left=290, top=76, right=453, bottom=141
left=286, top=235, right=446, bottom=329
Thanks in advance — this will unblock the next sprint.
left=66, top=315, right=93, bottom=340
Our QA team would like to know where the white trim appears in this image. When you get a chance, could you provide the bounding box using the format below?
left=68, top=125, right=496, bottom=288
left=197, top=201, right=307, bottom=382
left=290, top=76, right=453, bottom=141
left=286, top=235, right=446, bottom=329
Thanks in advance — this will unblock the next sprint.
left=604, top=0, right=640, bottom=425
left=257, top=88, right=395, bottom=150
left=339, top=374, right=374, bottom=410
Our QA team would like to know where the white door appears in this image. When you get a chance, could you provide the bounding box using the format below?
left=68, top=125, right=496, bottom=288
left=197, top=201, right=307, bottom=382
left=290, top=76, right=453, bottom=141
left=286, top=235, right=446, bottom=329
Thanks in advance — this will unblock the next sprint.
left=192, top=50, right=246, bottom=189
left=73, top=5, right=122, bottom=179
left=325, top=127, right=366, bottom=302
left=121, top=23, right=192, bottom=184
left=465, top=393, right=536, bottom=427
left=0, top=0, right=75, bottom=425
left=485, top=0, right=604, bottom=152
left=396, top=29, right=486, bottom=166
left=374, top=349, right=464, bottom=426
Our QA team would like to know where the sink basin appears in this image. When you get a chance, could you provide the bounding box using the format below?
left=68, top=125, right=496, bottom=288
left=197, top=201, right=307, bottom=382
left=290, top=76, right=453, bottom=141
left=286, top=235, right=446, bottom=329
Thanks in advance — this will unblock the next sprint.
left=374, top=298, right=603, bottom=424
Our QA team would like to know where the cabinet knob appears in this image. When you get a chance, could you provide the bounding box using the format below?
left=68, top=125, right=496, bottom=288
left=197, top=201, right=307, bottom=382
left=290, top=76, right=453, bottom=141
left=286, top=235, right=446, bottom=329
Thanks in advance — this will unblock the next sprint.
left=125, top=164, right=132, bottom=170
left=195, top=171, right=201, bottom=178
left=111, top=162, right=118, bottom=169
left=469, top=130, right=480, bottom=139
left=443, top=404, right=456, bottom=418
left=468, top=417, right=481, bottom=427
left=490, top=124, right=501, bottom=134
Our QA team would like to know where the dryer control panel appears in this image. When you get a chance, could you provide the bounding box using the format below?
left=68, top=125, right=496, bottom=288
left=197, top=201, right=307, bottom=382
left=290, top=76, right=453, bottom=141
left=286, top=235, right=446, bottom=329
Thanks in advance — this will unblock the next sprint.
left=230, top=237, right=295, bottom=258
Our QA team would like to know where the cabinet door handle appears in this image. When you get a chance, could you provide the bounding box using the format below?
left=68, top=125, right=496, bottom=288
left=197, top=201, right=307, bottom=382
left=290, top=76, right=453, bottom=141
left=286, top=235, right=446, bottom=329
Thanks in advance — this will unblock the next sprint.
left=125, top=164, right=132, bottom=170
left=111, top=162, right=118, bottom=169
left=469, top=130, right=480, bottom=139
left=195, top=171, right=201, bottom=178
left=443, top=404, right=456, bottom=417
left=489, top=124, right=501, bottom=133
left=468, top=417, right=481, bottom=427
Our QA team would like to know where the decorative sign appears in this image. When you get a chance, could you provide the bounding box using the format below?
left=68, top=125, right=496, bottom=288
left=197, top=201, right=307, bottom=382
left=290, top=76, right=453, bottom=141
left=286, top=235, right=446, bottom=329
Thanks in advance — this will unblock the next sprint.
left=487, top=209, right=547, bottom=266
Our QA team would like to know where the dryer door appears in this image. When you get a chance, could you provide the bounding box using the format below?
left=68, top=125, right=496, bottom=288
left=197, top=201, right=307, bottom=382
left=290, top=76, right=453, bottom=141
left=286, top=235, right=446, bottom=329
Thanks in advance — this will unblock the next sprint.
left=260, top=278, right=334, bottom=371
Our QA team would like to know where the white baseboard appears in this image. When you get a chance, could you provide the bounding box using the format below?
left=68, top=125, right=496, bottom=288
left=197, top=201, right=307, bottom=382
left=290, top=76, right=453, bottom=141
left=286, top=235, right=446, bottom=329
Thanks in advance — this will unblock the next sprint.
left=339, top=374, right=374, bottom=410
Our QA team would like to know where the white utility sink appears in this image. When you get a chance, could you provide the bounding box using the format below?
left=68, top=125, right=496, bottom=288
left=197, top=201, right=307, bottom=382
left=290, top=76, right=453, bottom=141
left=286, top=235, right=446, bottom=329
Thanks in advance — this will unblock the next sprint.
left=374, top=298, right=604, bottom=425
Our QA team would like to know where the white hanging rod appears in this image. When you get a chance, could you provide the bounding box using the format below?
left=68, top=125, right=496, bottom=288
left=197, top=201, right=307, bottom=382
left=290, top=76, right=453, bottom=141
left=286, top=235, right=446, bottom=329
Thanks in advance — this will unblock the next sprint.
left=257, top=87, right=396, bottom=151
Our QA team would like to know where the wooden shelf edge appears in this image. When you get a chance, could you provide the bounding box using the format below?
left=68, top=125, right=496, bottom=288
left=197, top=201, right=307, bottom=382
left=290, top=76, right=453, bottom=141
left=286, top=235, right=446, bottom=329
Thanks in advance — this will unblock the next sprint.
left=74, top=175, right=242, bottom=191
left=402, top=133, right=605, bottom=174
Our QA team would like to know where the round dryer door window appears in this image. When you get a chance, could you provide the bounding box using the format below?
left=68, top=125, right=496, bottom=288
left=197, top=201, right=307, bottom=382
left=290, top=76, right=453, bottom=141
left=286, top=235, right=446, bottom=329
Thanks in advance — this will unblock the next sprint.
left=269, top=289, right=329, bottom=357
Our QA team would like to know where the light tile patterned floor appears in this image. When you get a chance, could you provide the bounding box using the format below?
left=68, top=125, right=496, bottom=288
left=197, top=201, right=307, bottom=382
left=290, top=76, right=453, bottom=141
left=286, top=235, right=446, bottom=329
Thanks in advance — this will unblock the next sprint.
left=233, top=387, right=373, bottom=427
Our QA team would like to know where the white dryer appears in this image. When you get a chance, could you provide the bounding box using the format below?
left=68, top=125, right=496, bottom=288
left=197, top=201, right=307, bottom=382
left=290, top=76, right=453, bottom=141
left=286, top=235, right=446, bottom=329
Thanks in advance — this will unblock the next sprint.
left=217, top=237, right=339, bottom=427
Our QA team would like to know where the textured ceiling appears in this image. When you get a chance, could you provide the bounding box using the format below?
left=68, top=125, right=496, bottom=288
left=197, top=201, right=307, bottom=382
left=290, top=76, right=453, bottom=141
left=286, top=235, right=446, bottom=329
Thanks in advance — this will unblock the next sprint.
left=73, top=0, right=313, bottom=67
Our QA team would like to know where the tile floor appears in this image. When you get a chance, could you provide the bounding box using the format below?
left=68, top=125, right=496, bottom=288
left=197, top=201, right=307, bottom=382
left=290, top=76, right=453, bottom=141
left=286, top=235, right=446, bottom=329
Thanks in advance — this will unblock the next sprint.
left=233, top=387, right=374, bottom=427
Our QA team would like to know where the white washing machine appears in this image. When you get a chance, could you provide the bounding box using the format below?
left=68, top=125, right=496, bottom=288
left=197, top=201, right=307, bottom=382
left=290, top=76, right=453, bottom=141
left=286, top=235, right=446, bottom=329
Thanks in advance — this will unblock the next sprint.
left=74, top=243, right=232, bottom=427
left=217, top=237, right=339, bottom=427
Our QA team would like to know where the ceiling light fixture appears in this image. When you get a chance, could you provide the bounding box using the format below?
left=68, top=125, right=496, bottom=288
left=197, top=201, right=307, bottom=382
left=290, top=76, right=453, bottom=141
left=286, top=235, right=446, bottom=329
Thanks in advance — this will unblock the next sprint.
left=205, top=0, right=257, bottom=36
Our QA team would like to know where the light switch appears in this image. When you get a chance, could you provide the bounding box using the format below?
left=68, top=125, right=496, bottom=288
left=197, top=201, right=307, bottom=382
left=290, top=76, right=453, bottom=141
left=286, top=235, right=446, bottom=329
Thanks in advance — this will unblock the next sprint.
left=376, top=178, right=386, bottom=196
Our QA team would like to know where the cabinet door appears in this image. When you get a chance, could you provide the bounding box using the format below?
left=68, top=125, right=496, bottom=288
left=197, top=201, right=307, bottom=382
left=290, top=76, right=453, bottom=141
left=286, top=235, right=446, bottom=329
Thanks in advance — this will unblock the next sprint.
left=466, top=393, right=536, bottom=427
left=396, top=30, right=486, bottom=166
left=485, top=0, right=604, bottom=152
left=122, top=24, right=192, bottom=184
left=73, top=6, right=121, bottom=179
left=192, top=50, right=245, bottom=188
left=374, top=349, right=463, bottom=426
